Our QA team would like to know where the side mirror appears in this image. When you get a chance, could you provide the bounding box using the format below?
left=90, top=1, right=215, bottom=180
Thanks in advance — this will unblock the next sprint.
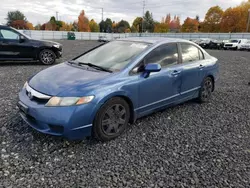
left=19, top=35, right=26, bottom=43
left=143, top=63, right=161, bottom=78
left=144, top=63, right=161, bottom=73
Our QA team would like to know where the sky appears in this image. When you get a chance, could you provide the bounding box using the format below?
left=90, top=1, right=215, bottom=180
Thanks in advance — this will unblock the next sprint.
left=0, top=0, right=243, bottom=26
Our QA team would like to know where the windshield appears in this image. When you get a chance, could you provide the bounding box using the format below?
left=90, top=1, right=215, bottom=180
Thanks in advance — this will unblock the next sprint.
left=75, top=40, right=150, bottom=71
left=229, top=40, right=239, bottom=43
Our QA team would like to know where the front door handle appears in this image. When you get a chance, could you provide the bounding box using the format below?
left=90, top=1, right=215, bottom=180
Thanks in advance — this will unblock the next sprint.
left=199, top=64, right=205, bottom=69
left=171, top=70, right=181, bottom=76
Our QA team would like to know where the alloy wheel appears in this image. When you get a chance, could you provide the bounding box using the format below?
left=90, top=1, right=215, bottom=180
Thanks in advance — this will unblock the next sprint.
left=101, top=104, right=127, bottom=136
left=201, top=79, right=213, bottom=100
left=41, top=50, right=55, bottom=64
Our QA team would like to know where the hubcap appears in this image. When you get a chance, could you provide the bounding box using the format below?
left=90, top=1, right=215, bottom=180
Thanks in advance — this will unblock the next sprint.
left=201, top=79, right=213, bottom=100
left=41, top=51, right=54, bottom=64
left=101, top=104, right=126, bottom=136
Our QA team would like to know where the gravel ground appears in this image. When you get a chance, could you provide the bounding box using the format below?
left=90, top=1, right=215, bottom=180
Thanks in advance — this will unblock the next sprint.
left=1, top=40, right=250, bottom=187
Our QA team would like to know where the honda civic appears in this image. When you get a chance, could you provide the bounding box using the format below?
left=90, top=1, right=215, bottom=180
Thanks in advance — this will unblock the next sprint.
left=18, top=37, right=219, bottom=141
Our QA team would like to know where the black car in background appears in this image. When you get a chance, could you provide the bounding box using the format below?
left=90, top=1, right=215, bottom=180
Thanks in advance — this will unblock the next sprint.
left=199, top=39, right=224, bottom=50
left=0, top=25, right=62, bottom=64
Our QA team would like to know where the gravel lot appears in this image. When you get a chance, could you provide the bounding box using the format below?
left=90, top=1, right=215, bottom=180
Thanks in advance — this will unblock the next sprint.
left=1, top=40, right=250, bottom=187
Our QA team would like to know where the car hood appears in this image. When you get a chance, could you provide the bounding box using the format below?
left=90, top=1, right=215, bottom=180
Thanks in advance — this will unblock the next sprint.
left=30, top=39, right=61, bottom=46
left=28, top=63, right=111, bottom=96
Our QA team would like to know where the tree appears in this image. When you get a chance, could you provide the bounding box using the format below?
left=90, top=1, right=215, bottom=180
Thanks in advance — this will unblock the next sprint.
left=105, top=18, right=113, bottom=33
left=26, top=22, right=34, bottom=30
left=181, top=17, right=199, bottom=32
left=165, top=14, right=171, bottom=25
left=6, top=10, right=27, bottom=28
left=59, top=21, right=74, bottom=31
left=99, top=20, right=105, bottom=32
left=35, top=24, right=41, bottom=30
left=154, top=22, right=169, bottom=33
left=220, top=7, right=242, bottom=32
left=169, top=15, right=181, bottom=32
left=115, top=20, right=130, bottom=33
left=9, top=20, right=28, bottom=29
left=132, top=17, right=143, bottom=32
left=78, top=10, right=90, bottom=32
left=195, top=15, right=200, bottom=22
left=89, top=19, right=99, bottom=32
left=99, top=18, right=113, bottom=33
left=220, top=0, right=250, bottom=32
left=143, top=10, right=154, bottom=32
left=200, top=6, right=223, bottom=32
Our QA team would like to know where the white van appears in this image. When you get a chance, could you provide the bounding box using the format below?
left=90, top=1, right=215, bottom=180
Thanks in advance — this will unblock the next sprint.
left=224, top=39, right=248, bottom=50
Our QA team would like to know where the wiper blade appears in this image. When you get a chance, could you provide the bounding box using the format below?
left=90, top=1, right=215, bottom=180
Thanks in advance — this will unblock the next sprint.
left=78, top=62, right=113, bottom=73
left=67, top=60, right=79, bottom=64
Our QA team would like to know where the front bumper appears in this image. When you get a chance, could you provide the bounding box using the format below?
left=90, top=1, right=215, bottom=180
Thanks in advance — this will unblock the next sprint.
left=18, top=88, right=97, bottom=140
left=55, top=50, right=62, bottom=58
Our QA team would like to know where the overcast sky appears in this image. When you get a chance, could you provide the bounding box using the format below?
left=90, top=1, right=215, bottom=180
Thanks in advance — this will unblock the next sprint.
left=0, top=0, right=242, bottom=26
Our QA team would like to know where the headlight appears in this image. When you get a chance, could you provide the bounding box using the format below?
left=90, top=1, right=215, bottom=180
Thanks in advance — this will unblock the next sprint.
left=45, top=96, right=94, bottom=107
left=53, top=44, right=60, bottom=48
left=23, top=81, right=28, bottom=89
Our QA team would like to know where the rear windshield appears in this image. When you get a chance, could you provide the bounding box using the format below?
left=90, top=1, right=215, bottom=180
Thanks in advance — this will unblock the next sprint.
left=76, top=40, right=150, bottom=71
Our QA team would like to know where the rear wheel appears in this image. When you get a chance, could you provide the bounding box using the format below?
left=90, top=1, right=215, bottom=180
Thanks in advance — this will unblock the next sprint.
left=198, top=77, right=214, bottom=103
left=39, top=49, right=56, bottom=65
left=93, top=97, right=130, bottom=141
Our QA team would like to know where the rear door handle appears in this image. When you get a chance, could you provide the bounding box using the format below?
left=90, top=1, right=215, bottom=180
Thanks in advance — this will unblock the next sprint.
left=171, top=70, right=181, bottom=76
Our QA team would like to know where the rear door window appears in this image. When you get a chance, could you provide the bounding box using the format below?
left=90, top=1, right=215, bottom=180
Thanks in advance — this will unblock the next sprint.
left=180, top=43, right=200, bottom=63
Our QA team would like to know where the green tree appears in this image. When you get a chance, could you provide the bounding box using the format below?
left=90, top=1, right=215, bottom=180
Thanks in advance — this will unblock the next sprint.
left=143, top=11, right=154, bottom=32
left=105, top=18, right=112, bottom=33
left=99, top=18, right=113, bottom=33
left=89, top=19, right=100, bottom=32
left=116, top=20, right=130, bottom=33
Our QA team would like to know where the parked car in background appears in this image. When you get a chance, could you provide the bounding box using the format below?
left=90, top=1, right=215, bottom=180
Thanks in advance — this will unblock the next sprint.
left=0, top=25, right=62, bottom=64
left=200, top=39, right=224, bottom=50
left=98, top=36, right=108, bottom=42
left=238, top=40, right=250, bottom=51
left=224, top=39, right=248, bottom=50
left=18, top=37, right=219, bottom=141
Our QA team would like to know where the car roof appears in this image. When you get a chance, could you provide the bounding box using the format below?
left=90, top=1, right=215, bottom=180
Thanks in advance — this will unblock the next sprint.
left=0, top=25, right=10, bottom=29
left=117, top=37, right=190, bottom=44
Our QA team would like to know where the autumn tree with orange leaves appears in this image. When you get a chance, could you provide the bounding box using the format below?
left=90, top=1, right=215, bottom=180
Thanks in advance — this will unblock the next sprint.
left=220, top=1, right=250, bottom=32
left=200, top=6, right=223, bottom=32
left=78, top=10, right=90, bottom=32
left=181, top=17, right=199, bottom=32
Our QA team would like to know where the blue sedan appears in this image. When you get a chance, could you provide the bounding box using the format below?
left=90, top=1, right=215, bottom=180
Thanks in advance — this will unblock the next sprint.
left=18, top=37, right=219, bottom=141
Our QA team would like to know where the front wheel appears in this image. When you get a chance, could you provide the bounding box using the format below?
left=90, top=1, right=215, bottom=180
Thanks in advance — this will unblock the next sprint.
left=93, top=97, right=130, bottom=141
left=39, top=49, right=56, bottom=65
left=197, top=77, right=214, bottom=103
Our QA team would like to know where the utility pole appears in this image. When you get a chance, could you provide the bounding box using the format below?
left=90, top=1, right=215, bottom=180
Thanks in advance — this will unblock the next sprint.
left=247, top=9, right=250, bottom=32
left=56, top=11, right=59, bottom=21
left=142, top=0, right=145, bottom=33
left=101, top=8, right=104, bottom=21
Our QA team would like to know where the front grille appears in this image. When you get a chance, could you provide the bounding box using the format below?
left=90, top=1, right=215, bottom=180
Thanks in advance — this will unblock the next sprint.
left=25, top=90, right=49, bottom=104
left=225, top=44, right=233, bottom=47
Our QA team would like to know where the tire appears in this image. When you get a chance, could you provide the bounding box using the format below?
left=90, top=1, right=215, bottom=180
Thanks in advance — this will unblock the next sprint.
left=197, top=77, right=214, bottom=103
left=93, top=97, right=130, bottom=141
left=39, top=49, right=56, bottom=65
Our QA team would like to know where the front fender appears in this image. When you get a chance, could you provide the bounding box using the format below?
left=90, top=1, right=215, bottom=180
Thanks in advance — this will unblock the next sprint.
left=89, top=90, right=136, bottom=122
